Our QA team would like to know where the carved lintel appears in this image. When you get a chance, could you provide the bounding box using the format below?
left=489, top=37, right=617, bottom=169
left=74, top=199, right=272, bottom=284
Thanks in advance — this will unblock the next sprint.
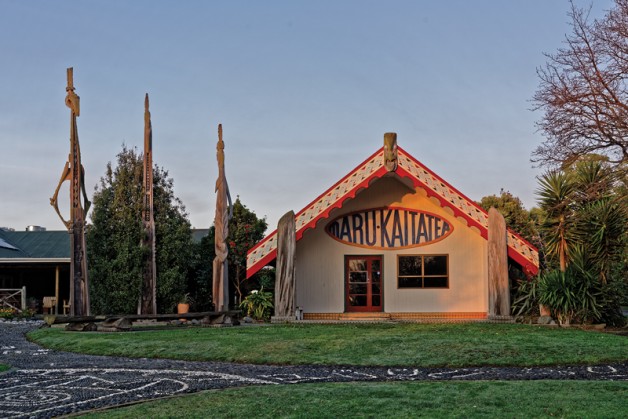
left=384, top=132, right=398, bottom=172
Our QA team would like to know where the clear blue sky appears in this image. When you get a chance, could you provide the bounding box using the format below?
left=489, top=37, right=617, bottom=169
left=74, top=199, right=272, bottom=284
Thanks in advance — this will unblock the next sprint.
left=0, top=0, right=614, bottom=231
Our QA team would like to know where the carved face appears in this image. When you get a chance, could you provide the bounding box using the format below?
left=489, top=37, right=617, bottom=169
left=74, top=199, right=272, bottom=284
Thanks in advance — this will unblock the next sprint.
left=384, top=134, right=397, bottom=172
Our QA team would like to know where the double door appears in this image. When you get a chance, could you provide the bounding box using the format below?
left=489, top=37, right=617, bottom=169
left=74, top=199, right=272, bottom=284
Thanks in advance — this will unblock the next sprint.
left=345, top=256, right=382, bottom=312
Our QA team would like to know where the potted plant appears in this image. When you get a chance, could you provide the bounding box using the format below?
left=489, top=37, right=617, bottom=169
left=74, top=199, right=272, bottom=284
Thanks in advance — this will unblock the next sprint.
left=177, top=294, right=191, bottom=314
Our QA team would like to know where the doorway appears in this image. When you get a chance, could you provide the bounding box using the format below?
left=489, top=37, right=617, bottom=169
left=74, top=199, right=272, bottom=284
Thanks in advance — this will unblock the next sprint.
left=345, top=256, right=383, bottom=312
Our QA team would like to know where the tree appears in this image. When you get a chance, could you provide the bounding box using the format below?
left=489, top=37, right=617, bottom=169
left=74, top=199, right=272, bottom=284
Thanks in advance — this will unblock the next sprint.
left=87, top=146, right=193, bottom=314
left=536, top=171, right=575, bottom=272
left=478, top=189, right=540, bottom=247
left=533, top=0, right=628, bottom=169
left=227, top=197, right=267, bottom=305
left=517, top=158, right=627, bottom=325
left=537, top=159, right=626, bottom=281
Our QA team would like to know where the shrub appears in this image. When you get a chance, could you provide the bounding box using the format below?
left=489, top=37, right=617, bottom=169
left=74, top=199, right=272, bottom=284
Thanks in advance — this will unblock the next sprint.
left=239, top=288, right=274, bottom=321
left=537, top=269, right=600, bottom=325
left=0, top=308, right=16, bottom=319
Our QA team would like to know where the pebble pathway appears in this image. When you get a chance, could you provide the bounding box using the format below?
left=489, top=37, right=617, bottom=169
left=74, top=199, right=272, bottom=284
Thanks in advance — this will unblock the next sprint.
left=0, top=321, right=626, bottom=418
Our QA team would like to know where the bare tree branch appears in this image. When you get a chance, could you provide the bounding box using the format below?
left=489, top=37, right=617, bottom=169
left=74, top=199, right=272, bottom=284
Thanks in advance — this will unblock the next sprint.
left=533, top=0, right=628, bottom=168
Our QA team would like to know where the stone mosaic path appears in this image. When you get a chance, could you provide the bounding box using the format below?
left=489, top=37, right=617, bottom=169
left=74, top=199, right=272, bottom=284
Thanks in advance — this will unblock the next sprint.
left=0, top=322, right=626, bottom=418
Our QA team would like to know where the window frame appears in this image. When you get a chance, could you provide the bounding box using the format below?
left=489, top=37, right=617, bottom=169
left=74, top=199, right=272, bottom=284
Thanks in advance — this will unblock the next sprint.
left=397, top=254, right=449, bottom=289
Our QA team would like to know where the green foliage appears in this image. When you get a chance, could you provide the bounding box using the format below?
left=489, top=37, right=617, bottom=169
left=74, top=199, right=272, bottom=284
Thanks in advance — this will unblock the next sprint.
left=88, top=146, right=193, bottom=314
left=533, top=159, right=627, bottom=324
left=512, top=279, right=539, bottom=317
left=478, top=189, right=540, bottom=247
left=0, top=307, right=15, bottom=319
left=239, top=288, right=274, bottom=321
left=536, top=268, right=600, bottom=326
left=537, top=160, right=627, bottom=275
left=226, top=197, right=267, bottom=304
left=186, top=228, right=215, bottom=312
left=0, top=307, right=35, bottom=319
left=256, top=267, right=276, bottom=291
left=536, top=170, right=575, bottom=271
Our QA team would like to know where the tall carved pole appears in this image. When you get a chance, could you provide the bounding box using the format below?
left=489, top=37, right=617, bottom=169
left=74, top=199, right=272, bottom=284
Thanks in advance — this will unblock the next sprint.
left=139, top=94, right=157, bottom=315
left=488, top=207, right=510, bottom=317
left=50, top=67, right=91, bottom=316
left=212, top=124, right=233, bottom=311
left=273, top=210, right=296, bottom=320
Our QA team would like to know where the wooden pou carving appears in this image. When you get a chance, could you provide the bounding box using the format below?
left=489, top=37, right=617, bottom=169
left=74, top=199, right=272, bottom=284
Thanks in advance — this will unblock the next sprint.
left=139, top=94, right=157, bottom=315
left=50, top=68, right=91, bottom=316
left=212, top=124, right=233, bottom=311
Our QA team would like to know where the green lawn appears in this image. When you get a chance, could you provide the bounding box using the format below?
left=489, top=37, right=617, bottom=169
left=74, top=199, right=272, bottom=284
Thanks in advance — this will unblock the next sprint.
left=77, top=381, right=628, bottom=418
left=28, top=323, right=628, bottom=367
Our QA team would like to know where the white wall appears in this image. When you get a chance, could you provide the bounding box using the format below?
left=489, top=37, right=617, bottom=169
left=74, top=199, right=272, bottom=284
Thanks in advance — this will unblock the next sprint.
left=295, top=176, right=488, bottom=314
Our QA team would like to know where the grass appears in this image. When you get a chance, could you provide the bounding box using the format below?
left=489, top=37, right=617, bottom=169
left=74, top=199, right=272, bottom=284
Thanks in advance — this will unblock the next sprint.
left=76, top=381, right=628, bottom=418
left=0, top=364, right=9, bottom=372
left=28, top=323, right=628, bottom=367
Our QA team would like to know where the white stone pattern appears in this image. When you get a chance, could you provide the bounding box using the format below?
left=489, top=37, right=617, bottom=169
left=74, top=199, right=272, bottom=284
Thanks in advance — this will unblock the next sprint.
left=398, top=153, right=539, bottom=269
left=247, top=151, right=385, bottom=273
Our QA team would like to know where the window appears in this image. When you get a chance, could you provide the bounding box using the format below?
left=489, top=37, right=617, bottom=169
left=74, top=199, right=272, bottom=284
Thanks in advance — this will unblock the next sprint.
left=398, top=255, right=448, bottom=288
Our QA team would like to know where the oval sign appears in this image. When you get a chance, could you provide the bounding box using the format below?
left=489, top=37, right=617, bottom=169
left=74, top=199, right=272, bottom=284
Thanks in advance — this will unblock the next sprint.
left=326, top=207, right=453, bottom=250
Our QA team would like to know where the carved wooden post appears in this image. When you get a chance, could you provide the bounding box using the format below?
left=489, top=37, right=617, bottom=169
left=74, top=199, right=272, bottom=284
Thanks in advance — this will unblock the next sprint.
left=488, top=207, right=510, bottom=317
left=273, top=211, right=296, bottom=320
left=383, top=132, right=398, bottom=172
left=139, top=94, right=157, bottom=315
left=50, top=68, right=91, bottom=316
left=212, top=124, right=233, bottom=312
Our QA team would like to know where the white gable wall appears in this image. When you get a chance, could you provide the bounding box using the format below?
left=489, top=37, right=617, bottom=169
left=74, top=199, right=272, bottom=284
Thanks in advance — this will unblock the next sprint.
left=295, top=176, right=488, bottom=314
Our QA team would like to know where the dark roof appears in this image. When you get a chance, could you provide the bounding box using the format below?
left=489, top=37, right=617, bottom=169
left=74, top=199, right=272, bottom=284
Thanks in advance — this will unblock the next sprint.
left=0, top=230, right=70, bottom=260
left=191, top=228, right=210, bottom=243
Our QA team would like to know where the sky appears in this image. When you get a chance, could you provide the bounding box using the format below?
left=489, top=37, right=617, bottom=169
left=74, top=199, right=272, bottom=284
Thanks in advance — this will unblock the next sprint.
left=0, top=0, right=615, bottom=232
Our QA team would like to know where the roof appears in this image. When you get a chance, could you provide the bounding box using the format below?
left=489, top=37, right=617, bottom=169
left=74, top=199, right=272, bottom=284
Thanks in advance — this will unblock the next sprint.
left=191, top=228, right=210, bottom=243
left=0, top=230, right=70, bottom=262
left=246, top=145, right=539, bottom=278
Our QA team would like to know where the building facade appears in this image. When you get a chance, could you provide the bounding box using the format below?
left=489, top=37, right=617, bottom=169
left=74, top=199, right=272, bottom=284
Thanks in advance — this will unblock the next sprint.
left=247, top=136, right=539, bottom=320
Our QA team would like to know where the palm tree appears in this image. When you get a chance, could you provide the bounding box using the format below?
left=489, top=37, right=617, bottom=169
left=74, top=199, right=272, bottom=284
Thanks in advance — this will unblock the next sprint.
left=536, top=171, right=575, bottom=272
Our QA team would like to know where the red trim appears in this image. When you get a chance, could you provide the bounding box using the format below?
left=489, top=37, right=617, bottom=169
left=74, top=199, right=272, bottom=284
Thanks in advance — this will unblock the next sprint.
left=247, top=231, right=274, bottom=257
left=395, top=167, right=487, bottom=237
left=246, top=249, right=277, bottom=279
left=398, top=147, right=538, bottom=253
left=295, top=167, right=388, bottom=241
left=247, top=149, right=387, bottom=278
left=508, top=247, right=539, bottom=276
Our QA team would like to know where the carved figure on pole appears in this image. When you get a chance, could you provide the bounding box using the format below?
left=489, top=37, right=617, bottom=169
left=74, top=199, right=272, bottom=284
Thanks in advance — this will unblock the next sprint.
left=139, top=94, right=157, bottom=315
left=383, top=132, right=398, bottom=172
left=50, top=67, right=91, bottom=316
left=212, top=124, right=233, bottom=311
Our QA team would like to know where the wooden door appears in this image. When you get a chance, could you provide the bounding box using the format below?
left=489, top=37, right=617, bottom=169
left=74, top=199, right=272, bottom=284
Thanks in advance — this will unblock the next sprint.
left=345, top=256, right=382, bottom=312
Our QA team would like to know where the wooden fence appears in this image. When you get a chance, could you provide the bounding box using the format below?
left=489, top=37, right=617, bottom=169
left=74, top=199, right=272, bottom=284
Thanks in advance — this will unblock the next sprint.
left=0, top=287, right=27, bottom=312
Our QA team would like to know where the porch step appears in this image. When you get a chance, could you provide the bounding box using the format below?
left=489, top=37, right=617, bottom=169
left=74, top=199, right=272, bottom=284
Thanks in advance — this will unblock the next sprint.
left=338, top=313, right=392, bottom=321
